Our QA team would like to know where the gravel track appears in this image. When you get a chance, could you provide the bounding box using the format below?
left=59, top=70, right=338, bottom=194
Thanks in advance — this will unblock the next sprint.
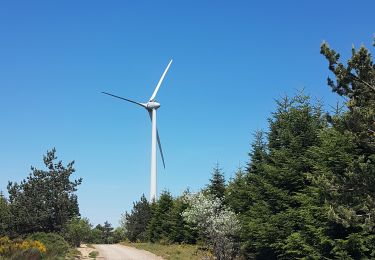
left=94, top=244, right=164, bottom=260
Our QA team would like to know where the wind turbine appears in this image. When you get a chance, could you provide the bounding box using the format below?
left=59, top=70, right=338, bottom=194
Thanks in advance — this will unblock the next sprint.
left=102, top=59, right=172, bottom=202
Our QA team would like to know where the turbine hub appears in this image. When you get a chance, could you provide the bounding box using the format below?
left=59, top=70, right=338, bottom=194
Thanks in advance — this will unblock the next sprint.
left=146, top=101, right=161, bottom=109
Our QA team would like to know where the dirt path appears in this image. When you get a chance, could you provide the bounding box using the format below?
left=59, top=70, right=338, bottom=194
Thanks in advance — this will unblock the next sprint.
left=94, top=244, right=164, bottom=260
left=77, top=244, right=96, bottom=259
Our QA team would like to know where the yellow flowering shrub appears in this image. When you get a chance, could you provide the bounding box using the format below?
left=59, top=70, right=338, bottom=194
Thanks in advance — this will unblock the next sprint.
left=0, top=236, right=11, bottom=255
left=15, top=240, right=46, bottom=253
left=0, top=236, right=46, bottom=257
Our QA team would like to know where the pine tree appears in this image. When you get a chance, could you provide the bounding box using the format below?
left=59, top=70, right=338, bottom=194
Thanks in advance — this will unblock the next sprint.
left=320, top=40, right=375, bottom=155
left=225, top=166, right=249, bottom=214
left=279, top=38, right=375, bottom=259
left=206, top=163, right=226, bottom=199
left=123, top=194, right=151, bottom=242
left=102, top=221, right=114, bottom=244
left=246, top=131, right=267, bottom=174
left=169, top=192, right=197, bottom=244
left=232, top=93, right=326, bottom=259
left=7, top=148, right=82, bottom=235
left=304, top=39, right=375, bottom=258
left=147, top=191, right=173, bottom=242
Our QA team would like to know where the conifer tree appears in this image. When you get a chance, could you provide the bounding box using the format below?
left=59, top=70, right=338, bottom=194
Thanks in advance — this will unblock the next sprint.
left=272, top=39, right=375, bottom=259
left=206, top=163, right=226, bottom=199
left=225, top=167, right=249, bottom=214
left=246, top=131, right=267, bottom=174
left=230, top=93, right=326, bottom=259
left=304, top=39, right=375, bottom=258
left=7, top=148, right=82, bottom=235
left=123, top=194, right=150, bottom=242
left=320, top=40, right=375, bottom=154
left=102, top=221, right=114, bottom=244
left=0, top=192, right=11, bottom=235
left=147, top=190, right=173, bottom=242
left=169, top=192, right=197, bottom=244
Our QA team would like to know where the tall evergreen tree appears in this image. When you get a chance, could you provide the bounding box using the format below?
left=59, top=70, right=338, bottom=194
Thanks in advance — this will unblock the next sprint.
left=147, top=190, right=174, bottom=242
left=303, top=39, right=375, bottom=259
left=101, top=221, right=114, bottom=244
left=321, top=40, right=375, bottom=155
left=225, top=166, right=249, bottom=214
left=274, top=39, right=375, bottom=259
left=246, top=131, right=267, bottom=174
left=123, top=194, right=151, bottom=242
left=206, top=163, right=226, bottom=199
left=169, top=192, right=197, bottom=244
left=7, top=148, right=82, bottom=235
left=228, top=93, right=326, bottom=259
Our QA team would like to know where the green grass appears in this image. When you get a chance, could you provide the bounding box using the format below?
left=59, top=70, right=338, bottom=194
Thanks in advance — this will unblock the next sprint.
left=88, top=250, right=99, bottom=259
left=121, top=242, right=213, bottom=260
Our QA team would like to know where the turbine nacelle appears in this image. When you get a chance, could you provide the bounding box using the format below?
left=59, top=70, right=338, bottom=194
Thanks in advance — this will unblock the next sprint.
left=146, top=101, right=161, bottom=110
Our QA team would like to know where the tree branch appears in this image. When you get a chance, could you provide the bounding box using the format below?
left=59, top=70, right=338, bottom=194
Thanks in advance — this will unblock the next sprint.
left=350, top=73, right=375, bottom=92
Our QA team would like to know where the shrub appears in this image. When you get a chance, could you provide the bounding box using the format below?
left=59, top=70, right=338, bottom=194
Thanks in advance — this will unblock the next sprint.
left=14, top=240, right=46, bottom=253
left=89, top=250, right=99, bottom=258
left=0, top=236, right=46, bottom=259
left=9, top=247, right=42, bottom=260
left=63, top=217, right=92, bottom=247
left=182, top=193, right=241, bottom=260
left=0, top=236, right=12, bottom=255
left=27, top=232, right=69, bottom=258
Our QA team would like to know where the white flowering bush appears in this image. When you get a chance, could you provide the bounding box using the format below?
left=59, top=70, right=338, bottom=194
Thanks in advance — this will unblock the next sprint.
left=182, top=192, right=240, bottom=260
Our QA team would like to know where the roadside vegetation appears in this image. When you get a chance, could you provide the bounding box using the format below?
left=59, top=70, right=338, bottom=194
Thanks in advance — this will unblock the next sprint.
left=88, top=250, right=99, bottom=259
left=0, top=149, right=83, bottom=259
left=122, top=241, right=213, bottom=260
left=0, top=149, right=125, bottom=259
left=0, top=38, right=374, bottom=259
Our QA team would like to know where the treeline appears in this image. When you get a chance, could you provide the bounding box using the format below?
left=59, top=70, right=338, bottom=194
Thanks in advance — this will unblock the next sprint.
left=121, top=191, right=197, bottom=244
left=62, top=217, right=125, bottom=247
left=121, top=168, right=240, bottom=259
left=122, top=39, right=375, bottom=259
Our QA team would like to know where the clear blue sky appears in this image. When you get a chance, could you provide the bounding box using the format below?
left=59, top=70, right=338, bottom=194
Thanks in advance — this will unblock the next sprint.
left=0, top=1, right=374, bottom=226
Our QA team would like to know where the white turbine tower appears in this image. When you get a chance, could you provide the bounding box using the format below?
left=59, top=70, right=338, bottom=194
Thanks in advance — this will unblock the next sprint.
left=102, top=59, right=172, bottom=202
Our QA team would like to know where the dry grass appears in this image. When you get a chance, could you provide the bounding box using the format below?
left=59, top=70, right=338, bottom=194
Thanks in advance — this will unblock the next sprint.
left=121, top=242, right=213, bottom=260
left=66, top=247, right=81, bottom=259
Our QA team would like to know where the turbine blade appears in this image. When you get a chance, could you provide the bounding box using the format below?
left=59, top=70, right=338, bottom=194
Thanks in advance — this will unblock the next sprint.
left=156, top=130, right=166, bottom=169
left=148, top=111, right=166, bottom=169
left=149, top=59, right=173, bottom=101
left=102, top=92, right=146, bottom=108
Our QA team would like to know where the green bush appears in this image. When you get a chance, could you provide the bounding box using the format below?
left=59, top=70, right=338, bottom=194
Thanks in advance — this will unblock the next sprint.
left=27, top=232, right=69, bottom=259
left=89, top=250, right=99, bottom=258
left=0, top=236, right=46, bottom=260
left=9, top=248, right=42, bottom=260
left=63, top=217, right=92, bottom=247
